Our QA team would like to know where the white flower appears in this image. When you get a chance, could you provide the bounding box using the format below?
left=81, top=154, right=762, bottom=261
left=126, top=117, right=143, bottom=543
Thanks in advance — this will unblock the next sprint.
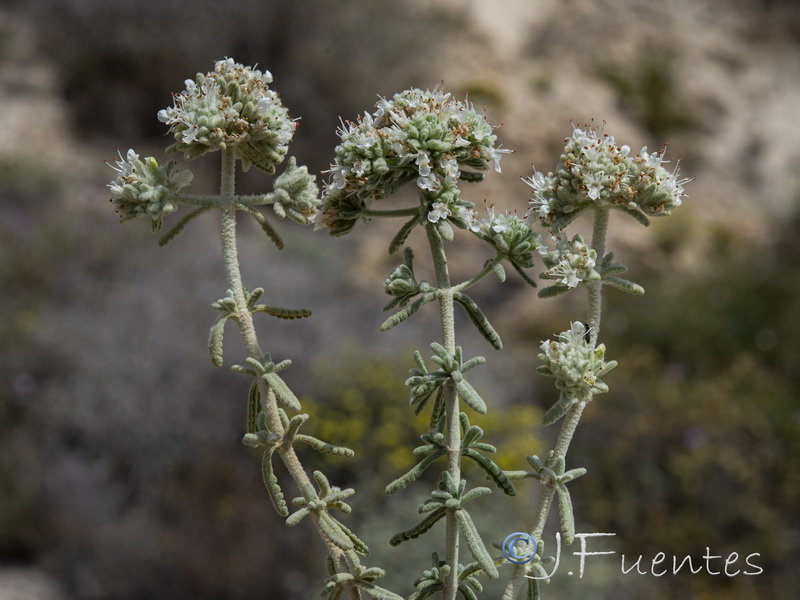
left=417, top=174, right=440, bottom=192
left=416, top=152, right=432, bottom=177
left=428, top=202, right=451, bottom=223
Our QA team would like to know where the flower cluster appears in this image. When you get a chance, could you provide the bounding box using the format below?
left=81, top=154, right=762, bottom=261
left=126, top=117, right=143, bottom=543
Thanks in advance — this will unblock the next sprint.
left=106, top=149, right=193, bottom=232
left=537, top=322, right=617, bottom=424
left=540, top=234, right=600, bottom=288
left=524, top=124, right=690, bottom=228
left=477, top=208, right=541, bottom=265
left=318, top=87, right=510, bottom=234
left=158, top=58, right=295, bottom=173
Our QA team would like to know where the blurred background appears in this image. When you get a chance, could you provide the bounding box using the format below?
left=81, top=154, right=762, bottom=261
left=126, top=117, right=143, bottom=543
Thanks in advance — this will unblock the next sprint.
left=1, top=0, right=799, bottom=598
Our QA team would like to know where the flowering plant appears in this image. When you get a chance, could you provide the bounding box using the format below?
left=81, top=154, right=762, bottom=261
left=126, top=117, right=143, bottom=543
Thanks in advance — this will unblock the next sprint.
left=107, top=58, right=689, bottom=600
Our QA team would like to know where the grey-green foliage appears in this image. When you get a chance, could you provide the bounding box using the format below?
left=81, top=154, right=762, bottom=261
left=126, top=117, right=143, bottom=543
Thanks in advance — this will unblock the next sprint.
left=106, top=56, right=689, bottom=599
left=318, top=86, right=538, bottom=599
left=107, top=58, right=401, bottom=600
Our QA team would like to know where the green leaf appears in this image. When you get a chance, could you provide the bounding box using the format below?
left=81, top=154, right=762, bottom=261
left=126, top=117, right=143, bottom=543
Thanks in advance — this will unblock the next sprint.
left=454, top=510, right=499, bottom=578
left=453, top=292, right=503, bottom=350
left=389, top=215, right=421, bottom=255
left=390, top=508, right=447, bottom=546
left=158, top=205, right=213, bottom=247
left=511, top=261, right=538, bottom=287
left=261, top=449, right=289, bottom=517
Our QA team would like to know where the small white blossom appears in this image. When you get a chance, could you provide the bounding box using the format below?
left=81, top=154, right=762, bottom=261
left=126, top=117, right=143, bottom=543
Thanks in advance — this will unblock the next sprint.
left=428, top=202, right=451, bottom=223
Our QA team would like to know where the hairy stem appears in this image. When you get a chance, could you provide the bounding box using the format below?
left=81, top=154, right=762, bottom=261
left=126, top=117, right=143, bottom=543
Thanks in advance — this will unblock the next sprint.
left=587, top=208, right=609, bottom=347
left=217, top=148, right=359, bottom=594
left=502, top=209, right=610, bottom=599
left=425, top=222, right=461, bottom=600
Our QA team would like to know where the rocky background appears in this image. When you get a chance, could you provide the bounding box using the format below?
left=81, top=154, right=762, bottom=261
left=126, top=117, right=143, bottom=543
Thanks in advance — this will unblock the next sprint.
left=1, top=0, right=799, bottom=599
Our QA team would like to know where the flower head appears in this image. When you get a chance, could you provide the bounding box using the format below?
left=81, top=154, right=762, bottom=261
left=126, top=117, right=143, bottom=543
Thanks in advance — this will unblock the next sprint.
left=540, top=234, right=600, bottom=288
left=106, top=148, right=192, bottom=232
left=525, top=123, right=690, bottom=228
left=476, top=206, right=542, bottom=269
left=318, top=87, right=510, bottom=233
left=537, top=322, right=617, bottom=404
left=158, top=58, right=295, bottom=173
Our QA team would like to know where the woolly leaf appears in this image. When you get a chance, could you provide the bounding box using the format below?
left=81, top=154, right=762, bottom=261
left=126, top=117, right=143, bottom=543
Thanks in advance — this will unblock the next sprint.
left=246, top=381, right=261, bottom=434
left=390, top=507, right=447, bottom=546
left=159, top=205, right=212, bottom=247
left=318, top=511, right=355, bottom=551
left=208, top=314, right=230, bottom=367
left=389, top=215, right=421, bottom=255
left=285, top=413, right=309, bottom=439
left=295, top=434, right=355, bottom=457
left=492, top=262, right=506, bottom=283
left=261, top=449, right=289, bottom=517
left=605, top=276, right=645, bottom=295
left=542, top=394, right=578, bottom=426
left=462, top=448, right=516, bottom=496
left=455, top=379, right=487, bottom=415
left=264, top=372, right=301, bottom=412
left=537, top=284, right=572, bottom=299
left=527, top=578, right=540, bottom=600
left=253, top=305, right=312, bottom=319
left=556, top=483, right=576, bottom=545
left=453, top=293, right=503, bottom=350
left=386, top=450, right=447, bottom=495
left=511, top=262, right=538, bottom=287
left=240, top=204, right=284, bottom=249
left=333, top=518, right=369, bottom=557
left=409, top=585, right=443, bottom=600
left=436, top=219, right=454, bottom=242
left=454, top=510, right=499, bottom=579
left=619, top=205, right=651, bottom=227
left=381, top=293, right=437, bottom=331
left=358, top=582, right=404, bottom=600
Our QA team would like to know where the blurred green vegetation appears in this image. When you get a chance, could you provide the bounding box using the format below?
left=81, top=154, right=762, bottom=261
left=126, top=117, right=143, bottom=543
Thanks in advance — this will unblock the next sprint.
left=596, top=50, right=697, bottom=142
left=299, top=346, right=544, bottom=497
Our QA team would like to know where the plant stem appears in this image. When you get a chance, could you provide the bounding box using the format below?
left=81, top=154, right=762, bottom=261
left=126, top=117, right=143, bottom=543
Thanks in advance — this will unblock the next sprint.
left=363, top=206, right=421, bottom=218
left=499, top=399, right=587, bottom=600
left=425, top=222, right=461, bottom=600
left=452, top=256, right=501, bottom=294
left=587, top=208, right=609, bottom=347
left=502, top=209, right=610, bottom=600
left=216, top=148, right=359, bottom=595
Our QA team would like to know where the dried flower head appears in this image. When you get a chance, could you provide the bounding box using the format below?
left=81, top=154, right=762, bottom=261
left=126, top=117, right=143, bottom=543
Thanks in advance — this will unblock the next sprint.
left=158, top=58, right=295, bottom=172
